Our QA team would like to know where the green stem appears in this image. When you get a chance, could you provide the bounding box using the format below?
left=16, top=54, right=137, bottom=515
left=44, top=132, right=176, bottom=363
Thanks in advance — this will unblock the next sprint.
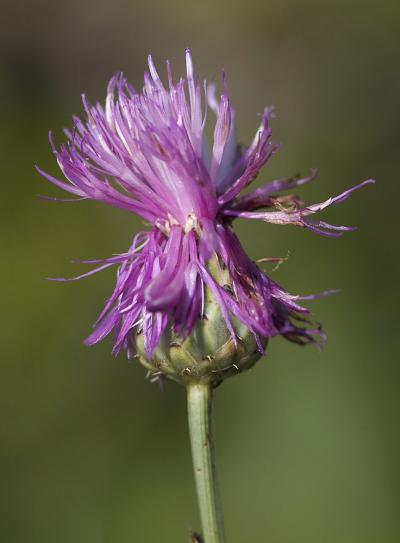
left=187, top=383, right=225, bottom=543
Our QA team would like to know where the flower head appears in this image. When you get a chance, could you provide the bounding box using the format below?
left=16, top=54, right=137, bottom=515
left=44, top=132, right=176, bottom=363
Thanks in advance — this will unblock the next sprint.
left=37, top=50, right=373, bottom=384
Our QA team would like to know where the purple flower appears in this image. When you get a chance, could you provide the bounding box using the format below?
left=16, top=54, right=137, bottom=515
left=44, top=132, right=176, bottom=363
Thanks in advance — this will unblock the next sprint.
left=37, top=50, right=374, bottom=361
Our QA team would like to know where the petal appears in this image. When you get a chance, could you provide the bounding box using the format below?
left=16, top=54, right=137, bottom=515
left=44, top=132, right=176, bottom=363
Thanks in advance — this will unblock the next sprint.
left=223, top=179, right=375, bottom=236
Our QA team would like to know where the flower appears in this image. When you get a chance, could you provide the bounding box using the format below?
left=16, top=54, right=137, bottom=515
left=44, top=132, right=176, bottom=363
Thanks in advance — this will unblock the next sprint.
left=37, top=50, right=374, bottom=383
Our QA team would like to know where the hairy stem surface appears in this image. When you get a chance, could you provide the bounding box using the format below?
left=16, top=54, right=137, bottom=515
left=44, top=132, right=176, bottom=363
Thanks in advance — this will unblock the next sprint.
left=187, top=383, right=225, bottom=543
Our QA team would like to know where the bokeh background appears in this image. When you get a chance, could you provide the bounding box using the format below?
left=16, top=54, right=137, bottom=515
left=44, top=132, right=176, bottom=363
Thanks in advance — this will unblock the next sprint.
left=1, top=0, right=399, bottom=541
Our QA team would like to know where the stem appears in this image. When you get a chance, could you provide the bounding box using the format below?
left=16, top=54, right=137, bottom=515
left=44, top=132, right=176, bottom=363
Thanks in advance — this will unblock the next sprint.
left=187, top=383, right=225, bottom=543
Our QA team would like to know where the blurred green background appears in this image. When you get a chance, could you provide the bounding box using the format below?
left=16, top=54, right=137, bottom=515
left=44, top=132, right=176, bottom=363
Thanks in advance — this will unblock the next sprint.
left=1, top=0, right=399, bottom=541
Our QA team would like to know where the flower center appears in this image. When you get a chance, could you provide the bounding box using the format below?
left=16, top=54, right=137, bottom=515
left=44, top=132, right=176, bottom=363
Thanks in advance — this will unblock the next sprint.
left=155, top=213, right=202, bottom=236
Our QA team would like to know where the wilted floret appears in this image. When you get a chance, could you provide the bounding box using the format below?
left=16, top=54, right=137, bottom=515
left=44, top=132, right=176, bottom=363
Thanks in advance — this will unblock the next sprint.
left=37, top=50, right=373, bottom=384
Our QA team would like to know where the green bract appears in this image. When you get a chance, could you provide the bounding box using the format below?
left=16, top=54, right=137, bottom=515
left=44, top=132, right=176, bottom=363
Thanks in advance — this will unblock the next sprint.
left=133, top=259, right=267, bottom=386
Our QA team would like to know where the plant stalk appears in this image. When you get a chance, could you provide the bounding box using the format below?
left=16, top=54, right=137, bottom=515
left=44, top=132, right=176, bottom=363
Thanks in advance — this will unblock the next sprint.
left=187, top=383, right=225, bottom=543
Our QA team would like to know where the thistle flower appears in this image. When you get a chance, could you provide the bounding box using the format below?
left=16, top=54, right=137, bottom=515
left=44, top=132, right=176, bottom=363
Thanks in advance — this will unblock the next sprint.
left=37, top=49, right=373, bottom=386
